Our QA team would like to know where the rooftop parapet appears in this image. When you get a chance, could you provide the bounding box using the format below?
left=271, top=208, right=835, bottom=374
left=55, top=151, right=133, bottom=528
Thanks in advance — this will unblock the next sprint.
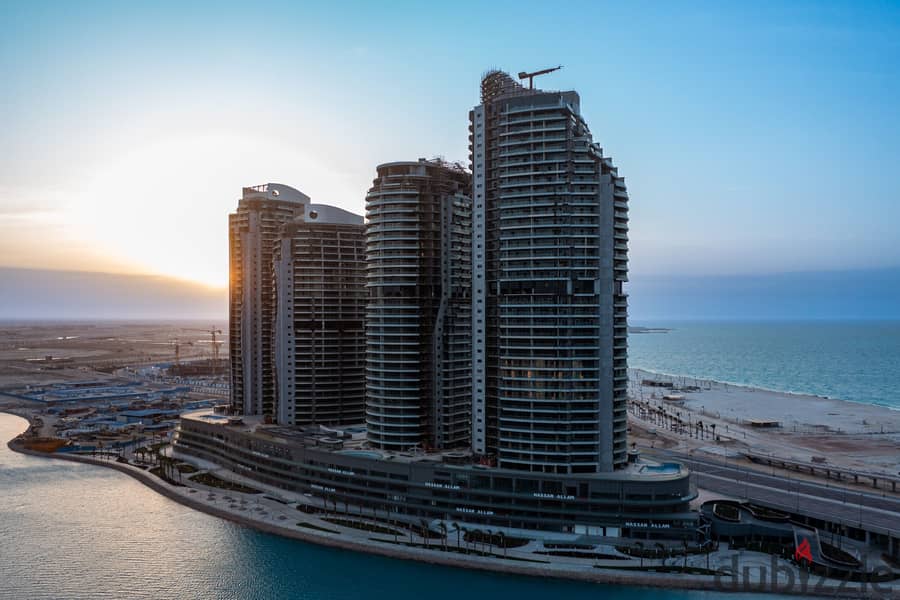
left=241, top=183, right=311, bottom=204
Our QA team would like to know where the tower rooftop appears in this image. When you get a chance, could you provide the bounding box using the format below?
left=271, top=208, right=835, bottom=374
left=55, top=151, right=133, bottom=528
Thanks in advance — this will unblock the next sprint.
left=242, top=183, right=310, bottom=204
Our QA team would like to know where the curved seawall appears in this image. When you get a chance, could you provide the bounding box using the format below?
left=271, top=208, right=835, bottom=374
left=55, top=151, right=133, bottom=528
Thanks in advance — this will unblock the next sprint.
left=4, top=413, right=892, bottom=598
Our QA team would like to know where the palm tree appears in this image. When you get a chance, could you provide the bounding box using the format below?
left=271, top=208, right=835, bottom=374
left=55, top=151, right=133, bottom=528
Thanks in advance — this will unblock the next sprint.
left=485, top=529, right=493, bottom=555
left=655, top=541, right=667, bottom=561
left=452, top=522, right=461, bottom=551
left=476, top=529, right=486, bottom=554
left=635, top=541, right=644, bottom=568
left=438, top=522, right=448, bottom=552
left=392, top=515, right=399, bottom=543
left=419, top=518, right=430, bottom=548
left=682, top=540, right=689, bottom=569
left=497, top=531, right=507, bottom=557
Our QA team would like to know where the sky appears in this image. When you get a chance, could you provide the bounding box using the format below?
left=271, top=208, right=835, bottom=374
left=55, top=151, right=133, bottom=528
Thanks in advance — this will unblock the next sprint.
left=2, top=1, right=899, bottom=306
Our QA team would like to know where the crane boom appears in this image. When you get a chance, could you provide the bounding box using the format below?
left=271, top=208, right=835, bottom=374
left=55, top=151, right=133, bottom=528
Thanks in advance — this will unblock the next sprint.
left=517, top=65, right=563, bottom=89
left=180, top=326, right=224, bottom=374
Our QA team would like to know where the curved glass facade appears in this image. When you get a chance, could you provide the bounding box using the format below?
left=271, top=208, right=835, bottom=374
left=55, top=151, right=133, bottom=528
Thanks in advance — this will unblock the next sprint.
left=175, top=413, right=698, bottom=539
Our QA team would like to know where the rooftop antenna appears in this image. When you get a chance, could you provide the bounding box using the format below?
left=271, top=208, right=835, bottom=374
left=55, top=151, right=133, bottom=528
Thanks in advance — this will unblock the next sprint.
left=518, top=65, right=563, bottom=89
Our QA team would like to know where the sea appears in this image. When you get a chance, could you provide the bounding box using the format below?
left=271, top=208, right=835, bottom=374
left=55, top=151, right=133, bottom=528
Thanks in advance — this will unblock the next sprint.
left=629, top=320, right=900, bottom=411
left=3, top=320, right=896, bottom=599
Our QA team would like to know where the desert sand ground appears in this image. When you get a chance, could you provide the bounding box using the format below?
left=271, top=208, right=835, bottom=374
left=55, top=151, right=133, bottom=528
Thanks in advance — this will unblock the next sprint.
left=0, top=321, right=227, bottom=389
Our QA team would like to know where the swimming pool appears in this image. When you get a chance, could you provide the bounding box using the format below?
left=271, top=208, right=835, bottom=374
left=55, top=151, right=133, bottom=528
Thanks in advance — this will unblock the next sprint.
left=639, top=462, right=681, bottom=474
left=338, top=450, right=383, bottom=460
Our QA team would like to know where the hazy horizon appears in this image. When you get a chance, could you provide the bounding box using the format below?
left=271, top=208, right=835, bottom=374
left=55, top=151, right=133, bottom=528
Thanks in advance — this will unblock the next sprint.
left=0, top=267, right=226, bottom=321
left=3, top=265, right=898, bottom=321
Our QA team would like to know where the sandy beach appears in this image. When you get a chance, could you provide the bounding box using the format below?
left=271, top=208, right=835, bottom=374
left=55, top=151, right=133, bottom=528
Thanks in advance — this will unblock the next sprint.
left=631, top=368, right=900, bottom=433
left=629, top=369, right=900, bottom=476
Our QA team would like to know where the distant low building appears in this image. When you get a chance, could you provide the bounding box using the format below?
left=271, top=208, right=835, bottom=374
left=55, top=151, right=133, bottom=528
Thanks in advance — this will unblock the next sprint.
left=116, top=408, right=180, bottom=424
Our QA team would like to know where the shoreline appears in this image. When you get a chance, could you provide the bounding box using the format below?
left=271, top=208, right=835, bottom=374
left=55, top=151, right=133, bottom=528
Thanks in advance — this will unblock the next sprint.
left=629, top=367, right=900, bottom=413
left=3, top=413, right=893, bottom=599
left=629, top=367, right=900, bottom=476
left=4, top=438, right=710, bottom=593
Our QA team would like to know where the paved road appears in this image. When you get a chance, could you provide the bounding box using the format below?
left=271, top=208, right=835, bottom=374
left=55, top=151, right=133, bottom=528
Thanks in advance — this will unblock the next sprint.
left=652, top=450, right=900, bottom=538
left=679, top=453, right=900, bottom=513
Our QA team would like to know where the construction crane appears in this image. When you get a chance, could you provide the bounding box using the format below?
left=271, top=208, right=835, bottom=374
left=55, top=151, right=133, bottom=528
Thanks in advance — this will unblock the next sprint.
left=209, top=327, right=223, bottom=373
left=517, top=65, right=563, bottom=89
left=169, top=338, right=181, bottom=368
left=181, top=326, right=224, bottom=374
left=168, top=337, right=196, bottom=370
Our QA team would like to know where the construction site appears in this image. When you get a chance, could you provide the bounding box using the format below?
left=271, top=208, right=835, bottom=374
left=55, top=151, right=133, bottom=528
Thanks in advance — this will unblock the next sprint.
left=0, top=321, right=229, bottom=452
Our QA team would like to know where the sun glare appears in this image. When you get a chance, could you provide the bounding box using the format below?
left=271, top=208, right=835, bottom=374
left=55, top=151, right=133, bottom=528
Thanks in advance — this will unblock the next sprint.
left=59, top=135, right=232, bottom=287
left=53, top=129, right=363, bottom=289
left=60, top=134, right=284, bottom=288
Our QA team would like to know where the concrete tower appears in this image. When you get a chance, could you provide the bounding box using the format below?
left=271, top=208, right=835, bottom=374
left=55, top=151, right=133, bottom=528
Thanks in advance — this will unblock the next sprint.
left=229, top=184, right=309, bottom=417
left=364, top=159, right=472, bottom=451
left=273, top=204, right=367, bottom=426
left=470, top=71, right=629, bottom=473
